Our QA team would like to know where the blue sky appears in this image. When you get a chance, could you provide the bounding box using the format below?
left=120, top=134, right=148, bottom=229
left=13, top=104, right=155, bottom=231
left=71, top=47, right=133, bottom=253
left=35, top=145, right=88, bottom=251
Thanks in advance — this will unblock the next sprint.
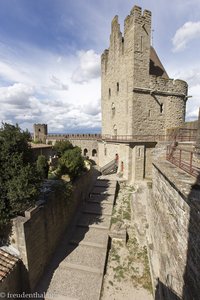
left=0, top=0, right=200, bottom=133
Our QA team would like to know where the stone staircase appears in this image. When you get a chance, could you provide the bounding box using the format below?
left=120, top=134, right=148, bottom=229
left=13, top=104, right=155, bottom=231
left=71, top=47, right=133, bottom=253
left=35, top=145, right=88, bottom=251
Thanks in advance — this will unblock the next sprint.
left=100, top=159, right=118, bottom=175
left=36, top=178, right=117, bottom=300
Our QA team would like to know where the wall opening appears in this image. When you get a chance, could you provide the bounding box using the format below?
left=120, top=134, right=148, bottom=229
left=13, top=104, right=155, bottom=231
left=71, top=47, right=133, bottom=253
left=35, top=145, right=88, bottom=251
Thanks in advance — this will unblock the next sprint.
left=160, top=103, right=163, bottom=114
left=92, top=149, right=97, bottom=157
left=109, top=88, right=111, bottom=98
left=117, top=82, right=119, bottom=92
left=83, top=148, right=88, bottom=156
left=113, top=124, right=117, bottom=136
left=141, top=36, right=143, bottom=52
left=111, top=103, right=115, bottom=117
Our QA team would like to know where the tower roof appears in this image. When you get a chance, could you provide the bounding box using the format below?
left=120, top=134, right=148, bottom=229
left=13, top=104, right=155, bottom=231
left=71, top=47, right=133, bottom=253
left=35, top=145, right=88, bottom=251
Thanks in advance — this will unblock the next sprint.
left=149, top=46, right=169, bottom=79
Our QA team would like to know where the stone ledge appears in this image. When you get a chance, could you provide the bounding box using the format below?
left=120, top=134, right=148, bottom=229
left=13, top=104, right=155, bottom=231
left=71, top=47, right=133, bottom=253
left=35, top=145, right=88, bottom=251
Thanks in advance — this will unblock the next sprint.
left=153, top=159, right=200, bottom=209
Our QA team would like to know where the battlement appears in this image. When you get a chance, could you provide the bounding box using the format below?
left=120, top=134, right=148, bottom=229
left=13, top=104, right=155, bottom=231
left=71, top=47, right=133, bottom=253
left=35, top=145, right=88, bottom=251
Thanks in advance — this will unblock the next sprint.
left=102, top=5, right=152, bottom=71
left=130, top=5, right=151, bottom=19
left=150, top=76, right=188, bottom=96
left=125, top=5, right=151, bottom=32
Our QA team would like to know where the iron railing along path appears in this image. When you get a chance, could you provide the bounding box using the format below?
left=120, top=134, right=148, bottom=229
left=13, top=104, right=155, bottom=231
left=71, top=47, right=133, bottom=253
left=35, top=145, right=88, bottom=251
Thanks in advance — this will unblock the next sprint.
left=166, top=146, right=200, bottom=178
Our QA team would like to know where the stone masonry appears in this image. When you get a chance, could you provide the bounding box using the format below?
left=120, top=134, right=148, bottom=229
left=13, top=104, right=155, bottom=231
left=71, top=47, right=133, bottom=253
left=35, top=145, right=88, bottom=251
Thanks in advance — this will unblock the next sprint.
left=98, top=5, right=188, bottom=182
left=101, top=6, right=187, bottom=137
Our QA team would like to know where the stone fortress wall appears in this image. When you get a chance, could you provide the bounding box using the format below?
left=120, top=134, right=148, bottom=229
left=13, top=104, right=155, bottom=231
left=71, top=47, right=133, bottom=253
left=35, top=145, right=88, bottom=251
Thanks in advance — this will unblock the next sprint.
left=10, top=168, right=98, bottom=291
left=34, top=126, right=99, bottom=160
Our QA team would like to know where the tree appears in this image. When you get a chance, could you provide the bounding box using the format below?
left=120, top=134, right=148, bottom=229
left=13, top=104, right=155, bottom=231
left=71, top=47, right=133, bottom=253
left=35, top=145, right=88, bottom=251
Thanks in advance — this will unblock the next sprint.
left=59, top=146, right=85, bottom=180
left=36, top=155, right=49, bottom=179
left=0, top=123, right=41, bottom=228
left=53, top=140, right=73, bottom=157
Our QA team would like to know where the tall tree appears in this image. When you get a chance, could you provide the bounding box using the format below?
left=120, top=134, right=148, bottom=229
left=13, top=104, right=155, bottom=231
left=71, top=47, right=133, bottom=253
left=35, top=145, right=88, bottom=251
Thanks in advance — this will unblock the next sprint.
left=53, top=140, right=74, bottom=157
left=59, top=146, right=85, bottom=180
left=0, top=123, right=41, bottom=228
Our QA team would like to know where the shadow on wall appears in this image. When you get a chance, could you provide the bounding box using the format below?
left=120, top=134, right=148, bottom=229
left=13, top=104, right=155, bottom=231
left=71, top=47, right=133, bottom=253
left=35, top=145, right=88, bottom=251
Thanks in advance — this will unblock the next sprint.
left=154, top=169, right=200, bottom=299
left=182, top=172, right=200, bottom=300
left=155, top=278, right=181, bottom=300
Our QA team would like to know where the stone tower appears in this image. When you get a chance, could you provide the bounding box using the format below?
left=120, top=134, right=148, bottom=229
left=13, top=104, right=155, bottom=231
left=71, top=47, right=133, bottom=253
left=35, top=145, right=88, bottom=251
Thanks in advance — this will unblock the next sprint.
left=33, top=124, right=48, bottom=143
left=101, top=5, right=188, bottom=137
left=98, top=5, right=188, bottom=181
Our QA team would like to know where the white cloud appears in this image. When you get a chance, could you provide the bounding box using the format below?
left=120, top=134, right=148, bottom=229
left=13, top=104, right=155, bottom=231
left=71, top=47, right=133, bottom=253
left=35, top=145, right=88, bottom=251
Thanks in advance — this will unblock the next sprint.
left=0, top=41, right=101, bottom=133
left=172, top=21, right=200, bottom=52
left=50, top=75, right=68, bottom=91
left=0, top=83, right=34, bottom=107
left=71, top=50, right=100, bottom=84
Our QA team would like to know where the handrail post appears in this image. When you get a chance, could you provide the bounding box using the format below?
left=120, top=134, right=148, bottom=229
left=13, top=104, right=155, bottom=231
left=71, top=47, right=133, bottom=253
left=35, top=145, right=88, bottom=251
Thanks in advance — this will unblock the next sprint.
left=190, top=152, right=193, bottom=174
left=179, top=149, right=182, bottom=168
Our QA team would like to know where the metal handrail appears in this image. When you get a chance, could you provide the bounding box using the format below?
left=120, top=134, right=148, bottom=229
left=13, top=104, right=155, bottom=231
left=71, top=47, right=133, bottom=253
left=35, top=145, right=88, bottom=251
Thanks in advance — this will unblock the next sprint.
left=166, top=146, right=200, bottom=177
left=100, top=159, right=116, bottom=173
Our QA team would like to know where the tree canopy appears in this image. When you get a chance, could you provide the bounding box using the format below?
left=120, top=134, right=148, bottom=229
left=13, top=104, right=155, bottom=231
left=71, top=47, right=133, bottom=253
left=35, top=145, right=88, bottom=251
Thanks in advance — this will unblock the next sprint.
left=52, top=140, right=85, bottom=181
left=0, top=123, right=41, bottom=228
left=59, top=146, right=85, bottom=180
left=53, top=140, right=74, bottom=157
left=36, top=155, right=49, bottom=179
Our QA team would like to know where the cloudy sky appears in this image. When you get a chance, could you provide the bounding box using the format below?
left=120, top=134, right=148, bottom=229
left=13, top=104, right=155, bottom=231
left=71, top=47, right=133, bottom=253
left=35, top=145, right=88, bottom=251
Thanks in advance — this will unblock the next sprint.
left=0, top=0, right=199, bottom=133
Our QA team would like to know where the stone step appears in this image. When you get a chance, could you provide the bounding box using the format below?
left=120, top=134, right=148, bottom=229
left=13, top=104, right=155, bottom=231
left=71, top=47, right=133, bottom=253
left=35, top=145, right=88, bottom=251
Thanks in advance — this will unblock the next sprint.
left=58, top=244, right=107, bottom=271
left=91, top=186, right=116, bottom=195
left=94, top=179, right=117, bottom=188
left=70, top=226, right=108, bottom=247
left=46, top=268, right=102, bottom=300
left=70, top=240, right=106, bottom=249
left=77, top=213, right=111, bottom=229
left=88, top=193, right=115, bottom=204
left=82, top=203, right=113, bottom=216
left=40, top=178, right=117, bottom=300
left=59, top=262, right=103, bottom=274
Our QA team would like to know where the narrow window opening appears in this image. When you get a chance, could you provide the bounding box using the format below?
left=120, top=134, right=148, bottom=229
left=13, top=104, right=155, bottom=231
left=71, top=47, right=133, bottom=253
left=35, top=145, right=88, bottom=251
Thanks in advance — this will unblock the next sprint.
left=148, top=110, right=151, bottom=117
left=113, top=124, right=117, bottom=136
left=117, top=82, right=119, bottom=92
left=104, top=148, right=107, bottom=156
left=111, top=103, right=115, bottom=117
left=141, top=36, right=143, bottom=52
left=160, top=103, right=163, bottom=114
left=109, top=88, right=111, bottom=97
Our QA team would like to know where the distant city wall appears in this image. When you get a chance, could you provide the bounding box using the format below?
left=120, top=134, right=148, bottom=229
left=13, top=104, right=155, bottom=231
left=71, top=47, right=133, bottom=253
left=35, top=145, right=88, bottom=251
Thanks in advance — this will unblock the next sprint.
left=11, top=168, right=99, bottom=291
left=46, top=135, right=99, bottom=161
